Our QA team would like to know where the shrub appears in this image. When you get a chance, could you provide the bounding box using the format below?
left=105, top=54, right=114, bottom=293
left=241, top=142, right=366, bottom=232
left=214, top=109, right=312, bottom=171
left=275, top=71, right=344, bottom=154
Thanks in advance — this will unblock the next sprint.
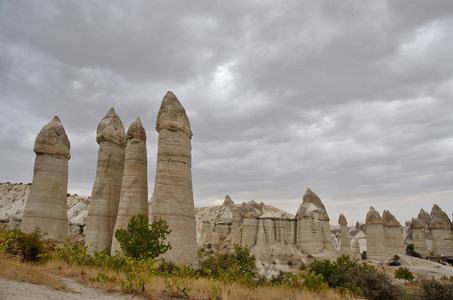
left=406, top=243, right=424, bottom=258
left=417, top=278, right=453, bottom=300
left=201, top=244, right=256, bottom=282
left=308, top=255, right=402, bottom=299
left=114, top=214, right=171, bottom=260
left=0, top=228, right=54, bottom=262
left=394, top=267, right=414, bottom=285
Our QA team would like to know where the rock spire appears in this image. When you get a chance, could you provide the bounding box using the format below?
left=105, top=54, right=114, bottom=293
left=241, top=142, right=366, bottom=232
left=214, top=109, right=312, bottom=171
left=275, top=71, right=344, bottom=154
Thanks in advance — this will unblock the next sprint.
left=85, top=108, right=126, bottom=253
left=110, top=117, right=148, bottom=254
left=365, top=206, right=386, bottom=260
left=150, top=92, right=198, bottom=266
left=21, top=116, right=70, bottom=243
left=338, top=214, right=351, bottom=255
left=429, top=205, right=453, bottom=256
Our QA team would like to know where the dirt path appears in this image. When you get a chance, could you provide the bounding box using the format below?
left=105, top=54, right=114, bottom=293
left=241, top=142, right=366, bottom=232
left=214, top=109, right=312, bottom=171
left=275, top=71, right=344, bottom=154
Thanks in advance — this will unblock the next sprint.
left=0, top=277, right=144, bottom=300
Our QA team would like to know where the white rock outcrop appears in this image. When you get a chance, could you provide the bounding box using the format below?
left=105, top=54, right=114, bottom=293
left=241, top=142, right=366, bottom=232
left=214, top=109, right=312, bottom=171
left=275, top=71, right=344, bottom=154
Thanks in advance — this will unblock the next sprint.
left=382, top=210, right=405, bottom=255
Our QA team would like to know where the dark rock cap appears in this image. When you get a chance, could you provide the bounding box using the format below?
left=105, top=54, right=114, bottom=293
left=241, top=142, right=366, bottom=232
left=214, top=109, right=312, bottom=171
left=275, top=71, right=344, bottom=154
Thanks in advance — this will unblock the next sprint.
left=34, top=116, right=71, bottom=159
left=96, top=108, right=126, bottom=146
left=338, top=213, right=347, bottom=225
left=365, top=206, right=382, bottom=224
left=156, top=91, right=192, bottom=137
left=382, top=210, right=402, bottom=227
left=126, top=117, right=146, bottom=141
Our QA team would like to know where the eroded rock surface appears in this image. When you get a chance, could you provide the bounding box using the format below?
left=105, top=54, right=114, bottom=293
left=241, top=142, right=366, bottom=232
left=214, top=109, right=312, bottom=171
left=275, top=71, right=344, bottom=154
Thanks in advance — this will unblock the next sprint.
left=150, top=92, right=198, bottom=266
left=111, top=118, right=148, bottom=255
left=21, top=117, right=70, bottom=243
left=85, top=108, right=126, bottom=254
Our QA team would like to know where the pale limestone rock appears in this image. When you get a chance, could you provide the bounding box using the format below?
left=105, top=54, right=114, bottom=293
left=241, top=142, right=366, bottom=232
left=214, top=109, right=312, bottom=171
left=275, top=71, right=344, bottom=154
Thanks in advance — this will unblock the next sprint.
left=256, top=219, right=266, bottom=247
left=338, top=214, right=351, bottom=255
left=85, top=108, right=126, bottom=254
left=411, top=218, right=429, bottom=257
left=21, top=117, right=70, bottom=243
left=296, top=188, right=332, bottom=253
left=111, top=118, right=148, bottom=254
left=429, top=205, right=453, bottom=256
left=198, top=220, right=213, bottom=247
left=150, top=92, right=198, bottom=266
left=352, top=238, right=361, bottom=260
left=0, top=183, right=29, bottom=229
left=365, top=206, right=386, bottom=260
left=382, top=210, right=405, bottom=254
left=241, top=217, right=259, bottom=247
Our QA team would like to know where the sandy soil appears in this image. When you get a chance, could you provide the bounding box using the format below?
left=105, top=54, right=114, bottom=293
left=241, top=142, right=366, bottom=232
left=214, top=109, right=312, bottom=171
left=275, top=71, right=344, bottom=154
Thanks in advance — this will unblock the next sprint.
left=0, top=277, right=144, bottom=300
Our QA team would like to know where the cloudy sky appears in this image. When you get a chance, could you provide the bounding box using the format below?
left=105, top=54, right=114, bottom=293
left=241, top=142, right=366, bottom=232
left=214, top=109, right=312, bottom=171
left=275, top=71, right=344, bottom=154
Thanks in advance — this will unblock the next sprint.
left=1, top=0, right=452, bottom=225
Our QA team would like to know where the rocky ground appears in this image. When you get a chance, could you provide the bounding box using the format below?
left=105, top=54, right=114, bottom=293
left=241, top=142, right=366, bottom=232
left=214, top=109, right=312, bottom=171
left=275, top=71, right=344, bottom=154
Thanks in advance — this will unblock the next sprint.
left=0, top=277, right=144, bottom=300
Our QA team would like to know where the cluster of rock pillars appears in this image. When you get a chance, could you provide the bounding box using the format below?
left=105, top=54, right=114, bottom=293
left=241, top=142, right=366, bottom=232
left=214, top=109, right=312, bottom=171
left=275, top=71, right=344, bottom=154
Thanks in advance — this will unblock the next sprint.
left=19, top=92, right=453, bottom=267
left=20, top=92, right=198, bottom=266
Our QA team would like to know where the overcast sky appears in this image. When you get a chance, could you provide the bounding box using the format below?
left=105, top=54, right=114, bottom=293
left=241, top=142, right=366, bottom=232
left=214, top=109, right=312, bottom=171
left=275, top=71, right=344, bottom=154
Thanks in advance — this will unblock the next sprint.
left=1, top=0, right=452, bottom=225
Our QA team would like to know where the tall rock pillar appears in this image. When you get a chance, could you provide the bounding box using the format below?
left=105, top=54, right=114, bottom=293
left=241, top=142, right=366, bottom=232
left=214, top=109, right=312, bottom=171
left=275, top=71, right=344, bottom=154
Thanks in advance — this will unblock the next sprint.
left=365, top=206, right=387, bottom=260
left=429, top=205, right=453, bottom=256
left=296, top=188, right=332, bottom=253
left=338, top=214, right=351, bottom=255
left=150, top=92, right=198, bottom=266
left=21, top=116, right=70, bottom=243
left=85, top=108, right=126, bottom=254
left=110, top=118, right=148, bottom=254
left=382, top=210, right=405, bottom=255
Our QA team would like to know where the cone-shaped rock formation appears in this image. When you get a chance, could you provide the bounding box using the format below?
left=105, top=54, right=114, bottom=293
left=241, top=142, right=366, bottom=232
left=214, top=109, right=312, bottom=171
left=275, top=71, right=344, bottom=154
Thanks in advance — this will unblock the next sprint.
left=365, top=206, right=386, bottom=260
left=296, top=188, right=332, bottom=253
left=111, top=117, right=148, bottom=254
left=382, top=210, right=405, bottom=254
left=338, top=214, right=351, bottom=255
left=150, top=92, right=198, bottom=266
left=21, top=117, right=70, bottom=243
left=429, top=205, right=453, bottom=256
left=85, top=108, right=126, bottom=254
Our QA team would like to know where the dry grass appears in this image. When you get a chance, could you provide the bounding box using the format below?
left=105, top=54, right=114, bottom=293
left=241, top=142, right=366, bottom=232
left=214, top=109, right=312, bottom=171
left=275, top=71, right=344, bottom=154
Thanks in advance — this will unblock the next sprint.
left=0, top=254, right=66, bottom=290
left=0, top=253, right=353, bottom=300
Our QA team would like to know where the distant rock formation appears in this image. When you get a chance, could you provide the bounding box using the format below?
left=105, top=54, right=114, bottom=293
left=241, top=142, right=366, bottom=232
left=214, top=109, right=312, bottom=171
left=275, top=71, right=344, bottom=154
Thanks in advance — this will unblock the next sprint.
left=296, top=188, right=332, bottom=253
left=429, top=204, right=453, bottom=256
left=20, top=117, right=70, bottom=243
left=1, top=183, right=89, bottom=236
left=85, top=108, right=126, bottom=254
left=149, top=92, right=198, bottom=266
left=111, top=118, right=148, bottom=255
left=338, top=214, right=351, bottom=255
left=365, top=206, right=386, bottom=260
left=382, top=210, right=405, bottom=254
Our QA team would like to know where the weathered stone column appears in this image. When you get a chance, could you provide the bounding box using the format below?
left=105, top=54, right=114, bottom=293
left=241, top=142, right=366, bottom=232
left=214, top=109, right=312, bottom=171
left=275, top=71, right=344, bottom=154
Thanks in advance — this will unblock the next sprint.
left=150, top=92, right=198, bottom=266
left=296, top=188, right=331, bottom=253
left=382, top=210, right=405, bottom=255
left=85, top=108, right=126, bottom=254
left=365, top=206, right=387, bottom=260
left=241, top=217, right=259, bottom=248
left=338, top=214, right=351, bottom=255
left=429, top=204, right=453, bottom=256
left=21, top=116, right=70, bottom=243
left=110, top=117, right=148, bottom=254
left=411, top=218, right=429, bottom=257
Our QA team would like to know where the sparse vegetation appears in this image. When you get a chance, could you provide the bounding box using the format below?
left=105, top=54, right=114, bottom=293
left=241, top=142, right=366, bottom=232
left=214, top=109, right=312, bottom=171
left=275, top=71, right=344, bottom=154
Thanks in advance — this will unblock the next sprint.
left=114, top=214, right=172, bottom=260
left=395, top=267, right=414, bottom=285
left=2, top=226, right=453, bottom=300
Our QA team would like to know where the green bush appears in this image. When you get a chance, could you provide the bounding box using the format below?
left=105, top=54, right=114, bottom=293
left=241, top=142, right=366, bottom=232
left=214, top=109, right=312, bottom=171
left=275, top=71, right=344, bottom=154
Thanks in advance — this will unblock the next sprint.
left=200, top=244, right=256, bottom=283
left=394, top=267, right=414, bottom=284
left=114, top=214, right=171, bottom=260
left=417, top=278, right=453, bottom=300
left=0, top=228, right=54, bottom=262
left=308, top=255, right=402, bottom=300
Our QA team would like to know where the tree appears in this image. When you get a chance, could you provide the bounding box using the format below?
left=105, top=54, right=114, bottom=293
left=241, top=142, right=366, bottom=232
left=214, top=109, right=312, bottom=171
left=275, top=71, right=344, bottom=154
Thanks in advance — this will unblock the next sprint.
left=114, top=214, right=171, bottom=260
left=394, top=267, right=414, bottom=285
